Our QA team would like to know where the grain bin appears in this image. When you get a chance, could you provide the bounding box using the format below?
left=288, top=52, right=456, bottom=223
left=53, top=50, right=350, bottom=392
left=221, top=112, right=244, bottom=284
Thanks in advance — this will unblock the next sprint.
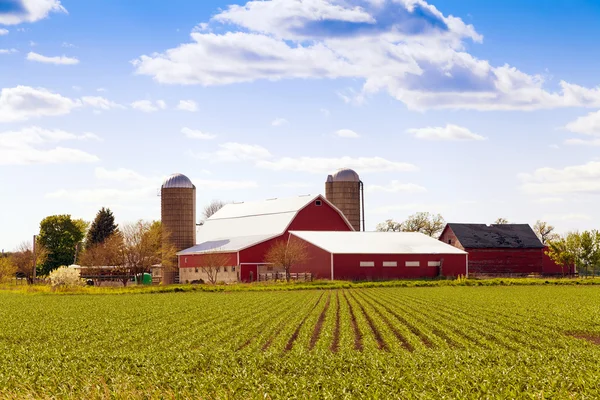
left=161, top=173, right=196, bottom=284
left=325, top=168, right=364, bottom=231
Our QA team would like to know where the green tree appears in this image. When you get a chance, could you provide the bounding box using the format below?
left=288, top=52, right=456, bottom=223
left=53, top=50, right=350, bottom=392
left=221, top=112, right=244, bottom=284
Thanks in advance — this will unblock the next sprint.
left=38, top=215, right=86, bottom=275
left=86, top=208, right=118, bottom=248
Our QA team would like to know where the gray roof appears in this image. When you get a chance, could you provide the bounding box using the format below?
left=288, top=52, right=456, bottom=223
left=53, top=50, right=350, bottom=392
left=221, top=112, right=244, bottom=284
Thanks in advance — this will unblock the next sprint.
left=162, top=173, right=194, bottom=189
left=446, top=223, right=544, bottom=249
left=331, top=168, right=360, bottom=182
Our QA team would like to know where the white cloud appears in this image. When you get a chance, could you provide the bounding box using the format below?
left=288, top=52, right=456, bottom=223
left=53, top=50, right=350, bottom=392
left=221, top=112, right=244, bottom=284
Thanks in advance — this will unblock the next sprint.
left=193, top=179, right=258, bottom=190
left=564, top=138, right=600, bottom=146
left=335, top=129, right=360, bottom=138
left=0, top=29, right=8, bottom=35
left=520, top=161, right=600, bottom=195
left=46, top=187, right=156, bottom=204
left=367, top=180, right=426, bottom=193
left=0, top=126, right=99, bottom=165
left=62, top=42, right=76, bottom=48
left=193, top=142, right=273, bottom=162
left=564, top=110, right=600, bottom=136
left=81, top=96, right=124, bottom=110
left=0, top=85, right=81, bottom=122
left=132, top=0, right=600, bottom=111
left=271, top=117, right=289, bottom=127
left=96, top=87, right=106, bottom=92
left=257, top=155, right=417, bottom=174
left=533, top=197, right=564, bottom=204
left=95, top=167, right=152, bottom=185
left=27, top=51, right=79, bottom=65
left=177, top=100, right=198, bottom=112
left=182, top=127, right=216, bottom=140
left=0, top=49, right=18, bottom=54
left=0, top=0, right=66, bottom=25
left=407, top=124, right=485, bottom=141
left=371, top=202, right=447, bottom=215
left=131, top=100, right=166, bottom=112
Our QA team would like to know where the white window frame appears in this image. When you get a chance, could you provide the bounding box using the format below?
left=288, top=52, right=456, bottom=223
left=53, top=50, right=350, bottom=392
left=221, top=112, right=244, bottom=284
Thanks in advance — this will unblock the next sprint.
left=382, top=261, right=397, bottom=267
left=405, top=261, right=420, bottom=267
left=428, top=261, right=441, bottom=267
left=360, top=261, right=375, bottom=268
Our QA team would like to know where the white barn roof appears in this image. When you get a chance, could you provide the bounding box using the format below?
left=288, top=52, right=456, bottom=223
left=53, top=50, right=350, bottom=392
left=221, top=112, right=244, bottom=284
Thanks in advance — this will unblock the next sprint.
left=183, top=195, right=353, bottom=255
left=290, top=231, right=467, bottom=255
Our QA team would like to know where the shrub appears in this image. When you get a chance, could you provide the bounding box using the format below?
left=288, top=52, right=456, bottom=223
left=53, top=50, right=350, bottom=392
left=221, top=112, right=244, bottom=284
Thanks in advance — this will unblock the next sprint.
left=48, top=266, right=83, bottom=288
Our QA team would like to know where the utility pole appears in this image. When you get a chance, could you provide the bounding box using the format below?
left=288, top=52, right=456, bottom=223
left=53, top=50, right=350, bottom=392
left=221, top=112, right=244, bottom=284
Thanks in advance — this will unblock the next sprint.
left=32, top=234, right=37, bottom=282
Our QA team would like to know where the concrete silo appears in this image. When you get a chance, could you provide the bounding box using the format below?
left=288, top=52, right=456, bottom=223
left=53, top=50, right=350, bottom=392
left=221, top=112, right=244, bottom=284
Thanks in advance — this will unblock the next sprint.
left=325, top=168, right=364, bottom=231
left=161, top=173, right=196, bottom=284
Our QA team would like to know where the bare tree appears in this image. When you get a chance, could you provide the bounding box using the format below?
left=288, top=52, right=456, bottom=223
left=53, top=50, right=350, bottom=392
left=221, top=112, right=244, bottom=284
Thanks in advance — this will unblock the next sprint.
left=494, top=217, right=509, bottom=224
left=533, top=220, right=559, bottom=244
left=79, top=232, right=125, bottom=267
left=202, top=200, right=227, bottom=221
left=376, top=219, right=403, bottom=232
left=121, top=221, right=177, bottom=286
left=10, top=240, right=49, bottom=284
left=265, top=238, right=310, bottom=282
left=378, top=212, right=445, bottom=237
left=199, top=251, right=231, bottom=285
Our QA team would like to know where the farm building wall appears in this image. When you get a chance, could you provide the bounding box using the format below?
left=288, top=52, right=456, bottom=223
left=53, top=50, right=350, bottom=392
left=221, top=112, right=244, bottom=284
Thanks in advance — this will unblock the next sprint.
left=178, top=252, right=239, bottom=283
left=466, top=248, right=543, bottom=275
left=438, top=227, right=465, bottom=249
left=289, top=236, right=333, bottom=279
left=331, top=253, right=467, bottom=280
left=542, top=248, right=575, bottom=275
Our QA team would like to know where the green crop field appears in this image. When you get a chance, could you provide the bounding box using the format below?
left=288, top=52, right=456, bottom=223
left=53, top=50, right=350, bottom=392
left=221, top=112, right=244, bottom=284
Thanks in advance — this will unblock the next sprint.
left=2, top=286, right=600, bottom=399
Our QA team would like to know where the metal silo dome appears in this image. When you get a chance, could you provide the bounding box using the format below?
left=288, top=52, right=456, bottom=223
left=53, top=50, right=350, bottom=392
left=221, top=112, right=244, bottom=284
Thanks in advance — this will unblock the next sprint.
left=162, top=173, right=194, bottom=189
left=332, top=168, right=360, bottom=182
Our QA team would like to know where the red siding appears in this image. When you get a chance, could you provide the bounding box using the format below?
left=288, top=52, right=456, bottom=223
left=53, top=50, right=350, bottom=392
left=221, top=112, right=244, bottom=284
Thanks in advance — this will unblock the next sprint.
left=332, top=253, right=467, bottom=280
left=466, top=248, right=543, bottom=274
left=542, top=247, right=575, bottom=275
left=290, top=236, right=332, bottom=279
left=438, top=226, right=465, bottom=250
left=288, top=198, right=353, bottom=231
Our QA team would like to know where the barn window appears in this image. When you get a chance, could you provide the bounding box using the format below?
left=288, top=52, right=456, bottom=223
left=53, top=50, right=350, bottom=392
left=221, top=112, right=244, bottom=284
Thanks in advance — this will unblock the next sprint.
left=224, top=267, right=228, bottom=272
left=184, top=257, right=188, bottom=264
left=360, top=261, right=375, bottom=267
left=428, top=261, right=441, bottom=267
left=382, top=261, right=397, bottom=267
left=405, top=261, right=420, bottom=267
left=195, top=268, right=198, bottom=273
left=315, top=200, right=322, bottom=206
left=232, top=266, right=236, bottom=272
left=448, top=239, right=452, bottom=244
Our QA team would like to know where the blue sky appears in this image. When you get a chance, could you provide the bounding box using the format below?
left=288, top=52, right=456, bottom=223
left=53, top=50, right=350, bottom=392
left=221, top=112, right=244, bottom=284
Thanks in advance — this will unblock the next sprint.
left=2, top=0, right=600, bottom=250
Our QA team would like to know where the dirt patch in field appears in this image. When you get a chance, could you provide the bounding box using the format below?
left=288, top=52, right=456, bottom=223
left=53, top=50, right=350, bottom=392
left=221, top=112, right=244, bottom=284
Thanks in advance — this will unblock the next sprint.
left=309, top=293, right=331, bottom=350
left=330, top=292, right=340, bottom=353
left=285, top=293, right=324, bottom=351
left=344, top=291, right=363, bottom=351
left=568, top=332, right=600, bottom=345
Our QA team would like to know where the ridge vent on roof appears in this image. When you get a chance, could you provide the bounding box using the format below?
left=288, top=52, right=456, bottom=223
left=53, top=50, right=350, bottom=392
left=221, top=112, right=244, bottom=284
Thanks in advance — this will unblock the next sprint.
left=266, top=198, right=277, bottom=201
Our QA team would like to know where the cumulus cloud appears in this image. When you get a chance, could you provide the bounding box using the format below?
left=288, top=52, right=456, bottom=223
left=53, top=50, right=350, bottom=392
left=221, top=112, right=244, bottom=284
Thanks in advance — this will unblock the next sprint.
left=0, top=48, right=18, bottom=54
left=335, top=129, right=360, bottom=138
left=27, top=51, right=79, bottom=65
left=132, top=0, right=600, bottom=111
left=407, top=124, right=485, bottom=141
left=0, top=85, right=81, bottom=122
left=193, top=142, right=273, bottom=162
left=271, top=118, right=289, bottom=127
left=564, top=110, right=600, bottom=140
left=367, top=180, right=426, bottom=193
left=81, top=96, right=125, bottom=110
left=0, top=29, right=8, bottom=35
left=520, top=161, right=600, bottom=195
left=131, top=99, right=166, bottom=112
left=0, top=126, right=99, bottom=165
left=177, top=100, right=198, bottom=112
left=0, top=0, right=66, bottom=25
left=257, top=155, right=417, bottom=174
left=182, top=127, right=216, bottom=140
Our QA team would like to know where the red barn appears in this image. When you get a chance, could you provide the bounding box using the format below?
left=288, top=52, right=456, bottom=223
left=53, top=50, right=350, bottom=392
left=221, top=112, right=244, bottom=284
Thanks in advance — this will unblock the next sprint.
left=290, top=231, right=468, bottom=280
left=177, top=195, right=354, bottom=283
left=439, top=223, right=549, bottom=275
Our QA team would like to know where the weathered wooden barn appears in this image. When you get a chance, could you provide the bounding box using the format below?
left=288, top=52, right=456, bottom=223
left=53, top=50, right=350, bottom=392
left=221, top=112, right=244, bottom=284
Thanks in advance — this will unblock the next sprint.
left=177, top=195, right=354, bottom=282
left=289, top=231, right=468, bottom=280
left=439, top=223, right=562, bottom=275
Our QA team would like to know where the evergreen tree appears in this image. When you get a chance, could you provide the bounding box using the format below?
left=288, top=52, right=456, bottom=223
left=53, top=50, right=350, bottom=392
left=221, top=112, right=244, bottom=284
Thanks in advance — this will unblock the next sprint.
left=86, top=207, right=118, bottom=248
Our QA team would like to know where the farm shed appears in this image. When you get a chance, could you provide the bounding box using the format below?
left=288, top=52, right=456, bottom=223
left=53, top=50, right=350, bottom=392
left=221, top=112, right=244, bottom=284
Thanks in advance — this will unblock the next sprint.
left=177, top=195, right=354, bottom=282
left=439, top=223, right=561, bottom=275
left=289, top=231, right=468, bottom=280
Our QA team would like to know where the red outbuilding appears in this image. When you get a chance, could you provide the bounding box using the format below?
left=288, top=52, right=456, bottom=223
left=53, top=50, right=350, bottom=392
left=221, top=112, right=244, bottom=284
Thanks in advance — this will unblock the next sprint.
left=439, top=223, right=566, bottom=275
left=289, top=231, right=468, bottom=280
left=177, top=195, right=354, bottom=282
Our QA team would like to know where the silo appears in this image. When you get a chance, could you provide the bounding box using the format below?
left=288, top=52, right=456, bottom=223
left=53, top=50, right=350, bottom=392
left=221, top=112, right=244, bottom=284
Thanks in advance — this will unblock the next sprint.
left=325, top=168, right=364, bottom=231
left=161, top=173, right=196, bottom=284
